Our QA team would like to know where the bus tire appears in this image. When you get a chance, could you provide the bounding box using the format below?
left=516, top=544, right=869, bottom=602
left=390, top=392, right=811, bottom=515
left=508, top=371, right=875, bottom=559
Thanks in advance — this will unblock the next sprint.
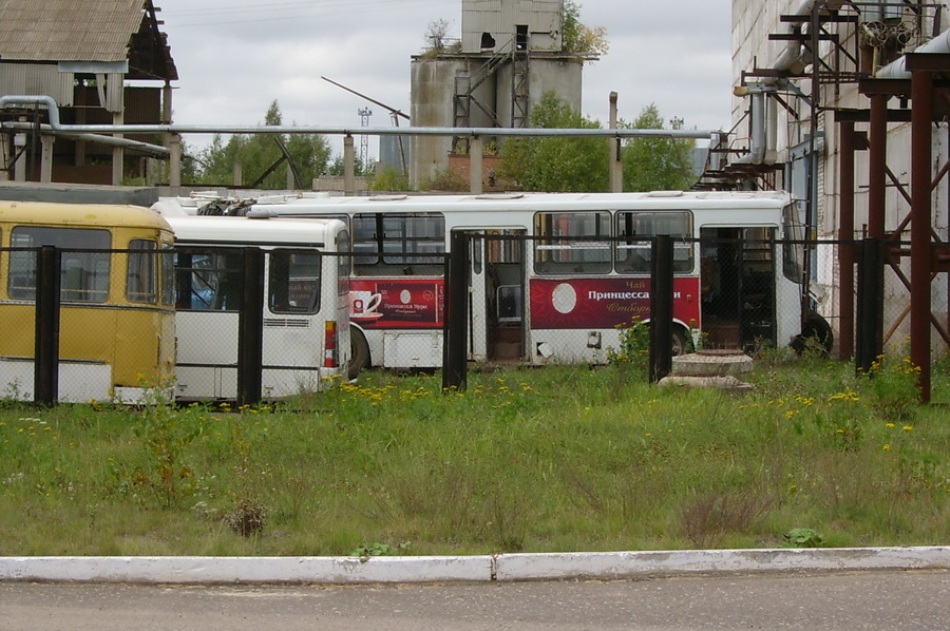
left=640, top=322, right=690, bottom=356
left=671, top=327, right=690, bottom=356
left=790, top=312, right=834, bottom=356
left=348, top=328, right=371, bottom=379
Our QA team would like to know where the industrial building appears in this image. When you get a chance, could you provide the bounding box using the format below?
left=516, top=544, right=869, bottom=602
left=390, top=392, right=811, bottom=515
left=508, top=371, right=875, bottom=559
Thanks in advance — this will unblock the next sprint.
left=723, top=0, right=949, bottom=395
left=0, top=0, right=177, bottom=186
left=409, top=0, right=592, bottom=187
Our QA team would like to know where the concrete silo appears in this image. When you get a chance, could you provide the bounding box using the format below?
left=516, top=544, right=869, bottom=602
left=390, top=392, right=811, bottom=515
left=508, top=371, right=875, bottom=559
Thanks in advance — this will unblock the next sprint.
left=410, top=0, right=587, bottom=188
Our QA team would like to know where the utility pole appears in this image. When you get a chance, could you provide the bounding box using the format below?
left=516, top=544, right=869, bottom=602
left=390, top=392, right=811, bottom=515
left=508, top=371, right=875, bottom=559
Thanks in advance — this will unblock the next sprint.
left=323, top=76, right=409, bottom=177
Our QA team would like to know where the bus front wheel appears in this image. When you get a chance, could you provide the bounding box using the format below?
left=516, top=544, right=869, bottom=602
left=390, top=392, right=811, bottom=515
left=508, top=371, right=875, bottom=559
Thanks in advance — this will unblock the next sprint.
left=671, top=327, right=689, bottom=356
left=348, top=328, right=371, bottom=379
left=790, top=312, right=834, bottom=356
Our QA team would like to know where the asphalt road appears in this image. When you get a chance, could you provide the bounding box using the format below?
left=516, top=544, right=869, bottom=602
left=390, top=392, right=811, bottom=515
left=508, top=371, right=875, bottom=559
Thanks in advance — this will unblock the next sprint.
left=3, top=569, right=949, bottom=630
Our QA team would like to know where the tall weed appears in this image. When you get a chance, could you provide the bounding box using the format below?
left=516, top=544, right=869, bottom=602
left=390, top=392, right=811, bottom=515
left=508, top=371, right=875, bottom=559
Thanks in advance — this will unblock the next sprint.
left=0, top=359, right=948, bottom=555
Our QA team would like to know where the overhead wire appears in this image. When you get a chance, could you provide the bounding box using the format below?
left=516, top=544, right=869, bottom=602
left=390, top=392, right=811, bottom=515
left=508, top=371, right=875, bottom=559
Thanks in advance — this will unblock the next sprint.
left=158, top=0, right=451, bottom=28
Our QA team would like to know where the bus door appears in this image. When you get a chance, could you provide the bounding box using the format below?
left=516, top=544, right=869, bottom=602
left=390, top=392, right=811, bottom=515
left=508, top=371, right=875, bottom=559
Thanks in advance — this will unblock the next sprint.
left=478, top=229, right=526, bottom=363
left=699, top=227, right=777, bottom=350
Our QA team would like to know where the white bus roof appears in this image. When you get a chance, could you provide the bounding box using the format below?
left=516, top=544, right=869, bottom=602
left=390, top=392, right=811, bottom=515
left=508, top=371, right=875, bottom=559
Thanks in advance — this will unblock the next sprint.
left=165, top=215, right=345, bottom=248
left=248, top=190, right=794, bottom=215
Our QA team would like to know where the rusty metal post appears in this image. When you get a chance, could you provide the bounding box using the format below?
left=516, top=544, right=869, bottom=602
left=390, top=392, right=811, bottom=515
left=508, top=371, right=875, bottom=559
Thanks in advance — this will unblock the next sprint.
left=838, top=120, right=856, bottom=360
left=237, top=247, right=264, bottom=407
left=910, top=68, right=933, bottom=402
left=34, top=246, right=61, bottom=405
left=649, top=235, right=673, bottom=384
left=868, top=94, right=888, bottom=238
left=443, top=231, right=468, bottom=392
left=856, top=239, right=884, bottom=375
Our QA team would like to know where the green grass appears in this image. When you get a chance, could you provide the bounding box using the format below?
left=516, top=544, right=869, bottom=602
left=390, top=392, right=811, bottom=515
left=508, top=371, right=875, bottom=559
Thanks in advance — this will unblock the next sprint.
left=0, top=352, right=948, bottom=557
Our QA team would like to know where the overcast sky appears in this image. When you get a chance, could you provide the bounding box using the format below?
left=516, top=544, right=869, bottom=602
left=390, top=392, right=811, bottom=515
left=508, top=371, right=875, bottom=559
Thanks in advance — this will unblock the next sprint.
left=152, top=0, right=733, bottom=157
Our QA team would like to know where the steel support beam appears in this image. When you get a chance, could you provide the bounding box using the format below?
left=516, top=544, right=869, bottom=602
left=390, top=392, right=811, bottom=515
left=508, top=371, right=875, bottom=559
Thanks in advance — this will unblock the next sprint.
left=838, top=120, right=856, bottom=360
left=910, top=68, right=934, bottom=401
left=868, top=94, right=889, bottom=238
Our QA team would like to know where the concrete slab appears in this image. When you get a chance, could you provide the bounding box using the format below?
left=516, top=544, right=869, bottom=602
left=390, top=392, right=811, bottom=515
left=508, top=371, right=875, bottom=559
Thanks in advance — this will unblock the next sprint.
left=672, top=350, right=754, bottom=376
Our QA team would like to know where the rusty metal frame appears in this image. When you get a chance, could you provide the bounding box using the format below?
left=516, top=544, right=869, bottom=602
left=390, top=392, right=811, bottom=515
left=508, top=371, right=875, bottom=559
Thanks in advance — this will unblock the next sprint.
left=722, top=1, right=948, bottom=401
left=835, top=52, right=950, bottom=402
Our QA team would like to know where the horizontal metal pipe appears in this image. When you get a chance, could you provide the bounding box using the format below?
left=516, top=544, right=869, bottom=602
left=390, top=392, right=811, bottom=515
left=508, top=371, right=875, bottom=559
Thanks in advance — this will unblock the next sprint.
left=51, top=131, right=169, bottom=154
left=0, top=95, right=168, bottom=154
left=876, top=28, right=950, bottom=79
left=1, top=121, right=720, bottom=140
left=0, top=95, right=60, bottom=127
left=0, top=94, right=718, bottom=153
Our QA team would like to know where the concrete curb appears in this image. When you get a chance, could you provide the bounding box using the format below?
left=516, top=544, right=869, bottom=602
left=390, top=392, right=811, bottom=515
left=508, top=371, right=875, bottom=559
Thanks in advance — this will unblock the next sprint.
left=2, top=546, right=949, bottom=584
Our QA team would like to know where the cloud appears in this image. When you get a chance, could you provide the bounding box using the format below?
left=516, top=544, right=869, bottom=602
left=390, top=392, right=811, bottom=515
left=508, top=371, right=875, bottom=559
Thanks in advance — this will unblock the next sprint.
left=156, top=0, right=733, bottom=155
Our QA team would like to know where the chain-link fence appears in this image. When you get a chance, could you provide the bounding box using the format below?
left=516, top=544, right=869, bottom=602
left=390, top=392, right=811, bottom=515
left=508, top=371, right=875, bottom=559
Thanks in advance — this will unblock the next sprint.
left=173, top=245, right=353, bottom=404
left=3, top=236, right=947, bottom=405
left=442, top=233, right=948, bottom=398
left=0, top=245, right=176, bottom=405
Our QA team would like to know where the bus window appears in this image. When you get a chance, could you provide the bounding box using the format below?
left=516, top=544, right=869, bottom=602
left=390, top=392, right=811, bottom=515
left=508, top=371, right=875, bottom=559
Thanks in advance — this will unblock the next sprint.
left=269, top=250, right=321, bottom=314
left=8, top=226, right=110, bottom=302
left=337, top=229, right=350, bottom=296
left=533, top=211, right=611, bottom=274
left=127, top=239, right=159, bottom=304
left=353, top=212, right=445, bottom=275
left=161, top=244, right=176, bottom=306
left=175, top=248, right=244, bottom=311
left=616, top=210, right=693, bottom=273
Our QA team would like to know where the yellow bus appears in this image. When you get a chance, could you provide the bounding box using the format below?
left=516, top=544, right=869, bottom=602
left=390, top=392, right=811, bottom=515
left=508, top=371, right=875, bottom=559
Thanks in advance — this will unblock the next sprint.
left=0, top=201, right=175, bottom=403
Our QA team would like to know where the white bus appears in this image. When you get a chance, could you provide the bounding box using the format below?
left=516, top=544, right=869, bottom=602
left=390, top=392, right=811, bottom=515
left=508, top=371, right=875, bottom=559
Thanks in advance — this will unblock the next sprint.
left=185, top=190, right=827, bottom=372
left=164, top=214, right=351, bottom=400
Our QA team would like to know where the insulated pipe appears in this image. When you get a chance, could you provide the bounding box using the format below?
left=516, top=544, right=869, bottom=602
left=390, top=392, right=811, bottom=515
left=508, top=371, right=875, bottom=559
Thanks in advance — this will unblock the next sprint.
left=875, top=28, right=950, bottom=78
left=2, top=121, right=718, bottom=140
left=734, top=0, right=816, bottom=165
left=769, top=23, right=807, bottom=80
left=764, top=95, right=779, bottom=165
left=770, top=0, right=817, bottom=78
left=0, top=95, right=169, bottom=154
left=731, top=86, right=775, bottom=165
left=751, top=92, right=766, bottom=162
left=61, top=131, right=169, bottom=155
left=0, top=95, right=60, bottom=127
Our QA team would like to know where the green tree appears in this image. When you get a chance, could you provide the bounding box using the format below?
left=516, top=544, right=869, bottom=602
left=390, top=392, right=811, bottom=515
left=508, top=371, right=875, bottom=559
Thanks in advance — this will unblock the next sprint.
left=621, top=104, right=697, bottom=192
left=370, top=165, right=411, bottom=192
left=195, top=101, right=332, bottom=189
left=496, top=91, right=609, bottom=192
left=562, top=1, right=609, bottom=59
left=325, top=154, right=373, bottom=177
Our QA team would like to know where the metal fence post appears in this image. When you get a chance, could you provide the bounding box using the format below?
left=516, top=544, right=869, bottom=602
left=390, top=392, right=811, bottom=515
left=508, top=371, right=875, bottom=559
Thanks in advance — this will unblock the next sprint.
left=650, top=235, right=674, bottom=383
left=237, top=247, right=264, bottom=406
left=855, top=238, right=884, bottom=375
left=443, top=231, right=468, bottom=391
left=34, top=245, right=61, bottom=405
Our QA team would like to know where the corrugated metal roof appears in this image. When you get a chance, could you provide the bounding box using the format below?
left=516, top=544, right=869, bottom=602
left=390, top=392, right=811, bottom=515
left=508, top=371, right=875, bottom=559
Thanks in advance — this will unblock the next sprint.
left=0, top=0, right=148, bottom=62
